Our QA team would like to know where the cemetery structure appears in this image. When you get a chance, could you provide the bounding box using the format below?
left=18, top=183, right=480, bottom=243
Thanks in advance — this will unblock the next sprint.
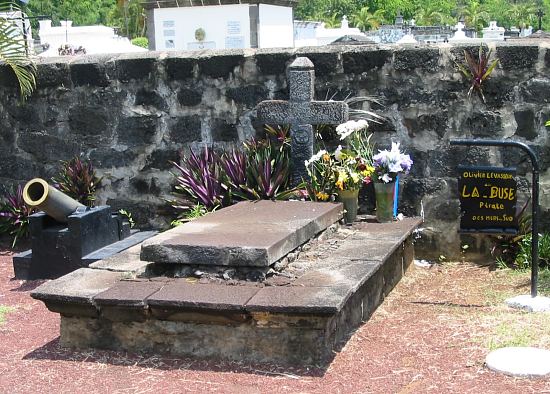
left=31, top=200, right=421, bottom=364
left=29, top=58, right=421, bottom=365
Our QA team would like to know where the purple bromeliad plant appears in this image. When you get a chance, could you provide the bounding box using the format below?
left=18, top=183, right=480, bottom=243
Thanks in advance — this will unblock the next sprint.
left=170, top=127, right=295, bottom=221
left=0, top=185, right=36, bottom=247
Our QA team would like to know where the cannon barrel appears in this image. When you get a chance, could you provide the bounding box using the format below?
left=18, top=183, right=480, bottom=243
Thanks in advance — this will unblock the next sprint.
left=23, top=178, right=85, bottom=223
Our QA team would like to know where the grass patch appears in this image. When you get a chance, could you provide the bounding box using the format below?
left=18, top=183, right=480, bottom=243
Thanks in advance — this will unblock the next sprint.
left=0, top=305, right=14, bottom=325
left=482, top=312, right=550, bottom=350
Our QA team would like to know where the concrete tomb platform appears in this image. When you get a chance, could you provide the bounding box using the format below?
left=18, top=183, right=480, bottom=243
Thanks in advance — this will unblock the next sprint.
left=32, top=201, right=421, bottom=365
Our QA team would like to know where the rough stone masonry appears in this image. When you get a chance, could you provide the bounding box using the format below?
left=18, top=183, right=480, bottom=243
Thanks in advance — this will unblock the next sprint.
left=0, top=43, right=549, bottom=259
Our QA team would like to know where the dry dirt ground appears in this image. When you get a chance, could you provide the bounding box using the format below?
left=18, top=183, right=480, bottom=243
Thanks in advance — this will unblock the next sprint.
left=1, top=246, right=550, bottom=393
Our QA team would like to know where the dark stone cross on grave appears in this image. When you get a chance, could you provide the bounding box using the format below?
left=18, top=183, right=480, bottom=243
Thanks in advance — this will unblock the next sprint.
left=256, top=57, right=349, bottom=185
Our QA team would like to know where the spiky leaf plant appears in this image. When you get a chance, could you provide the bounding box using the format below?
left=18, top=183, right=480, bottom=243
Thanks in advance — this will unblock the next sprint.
left=52, top=156, right=102, bottom=207
left=0, top=184, right=36, bottom=247
left=455, top=44, right=499, bottom=103
left=0, top=2, right=36, bottom=101
left=170, top=147, right=225, bottom=211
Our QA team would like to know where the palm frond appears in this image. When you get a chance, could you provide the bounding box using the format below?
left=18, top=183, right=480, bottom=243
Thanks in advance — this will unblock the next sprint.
left=0, top=4, right=36, bottom=101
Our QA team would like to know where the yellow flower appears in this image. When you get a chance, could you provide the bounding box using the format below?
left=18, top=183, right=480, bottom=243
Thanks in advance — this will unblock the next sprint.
left=335, top=180, right=344, bottom=190
left=322, top=153, right=330, bottom=162
left=316, top=191, right=329, bottom=201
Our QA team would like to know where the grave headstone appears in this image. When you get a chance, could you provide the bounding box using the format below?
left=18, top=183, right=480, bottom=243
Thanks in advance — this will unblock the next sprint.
left=256, top=57, right=349, bottom=185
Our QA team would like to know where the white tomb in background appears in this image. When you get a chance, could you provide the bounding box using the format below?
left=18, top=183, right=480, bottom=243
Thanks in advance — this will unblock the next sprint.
left=143, top=0, right=295, bottom=51
left=37, top=20, right=147, bottom=56
left=482, top=21, right=505, bottom=40
left=294, top=16, right=368, bottom=47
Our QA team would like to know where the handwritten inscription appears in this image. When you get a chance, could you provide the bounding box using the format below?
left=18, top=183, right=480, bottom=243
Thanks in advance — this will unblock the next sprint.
left=458, top=166, right=518, bottom=233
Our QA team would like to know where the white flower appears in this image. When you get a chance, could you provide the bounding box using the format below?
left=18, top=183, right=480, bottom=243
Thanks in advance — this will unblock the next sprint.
left=306, top=150, right=327, bottom=166
left=381, top=173, right=393, bottom=183
left=389, top=161, right=403, bottom=173
left=334, top=145, right=343, bottom=161
left=336, top=119, right=368, bottom=140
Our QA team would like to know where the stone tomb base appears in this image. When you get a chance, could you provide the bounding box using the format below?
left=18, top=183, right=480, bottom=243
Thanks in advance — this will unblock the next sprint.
left=32, top=201, right=421, bottom=365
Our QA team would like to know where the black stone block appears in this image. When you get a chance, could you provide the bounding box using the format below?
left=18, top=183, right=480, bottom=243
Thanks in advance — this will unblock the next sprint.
left=496, top=45, right=538, bottom=71
left=90, top=148, right=138, bottom=168
left=169, top=115, right=202, bottom=143
left=514, top=109, right=536, bottom=140
left=130, top=176, right=161, bottom=196
left=135, top=88, right=167, bottom=111
left=117, top=115, right=159, bottom=146
left=545, top=49, right=550, bottom=69
left=394, top=48, right=439, bottom=71
left=198, top=55, right=243, bottom=79
left=211, top=119, right=238, bottom=141
left=116, top=58, right=155, bottom=81
left=342, top=50, right=391, bottom=74
left=70, top=63, right=109, bottom=87
left=68, top=105, right=111, bottom=137
left=298, top=52, right=339, bottom=76
left=520, top=79, right=550, bottom=104
left=463, top=111, right=503, bottom=138
left=0, top=64, right=19, bottom=89
left=19, top=206, right=130, bottom=279
left=403, top=113, right=448, bottom=138
left=226, top=85, right=268, bottom=106
left=255, top=53, right=292, bottom=75
left=18, top=133, right=80, bottom=162
left=36, top=63, right=71, bottom=88
left=177, top=87, right=202, bottom=106
left=0, top=156, right=41, bottom=180
left=143, top=149, right=181, bottom=170
left=165, top=58, right=195, bottom=81
left=482, top=77, right=514, bottom=108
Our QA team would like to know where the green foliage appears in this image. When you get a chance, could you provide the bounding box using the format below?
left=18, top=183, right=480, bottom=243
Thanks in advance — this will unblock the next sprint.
left=131, top=36, right=148, bottom=48
left=26, top=0, right=115, bottom=26
left=118, top=209, right=135, bottom=228
left=52, top=156, right=102, bottom=207
left=171, top=203, right=209, bottom=227
left=294, top=0, right=550, bottom=31
left=514, top=233, right=550, bottom=270
left=455, top=44, right=499, bottom=103
left=0, top=1, right=36, bottom=101
left=0, top=305, right=14, bottom=325
left=0, top=185, right=36, bottom=247
left=107, top=0, right=146, bottom=38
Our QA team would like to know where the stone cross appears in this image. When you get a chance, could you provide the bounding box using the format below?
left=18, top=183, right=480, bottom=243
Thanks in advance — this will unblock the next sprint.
left=256, top=57, right=349, bottom=185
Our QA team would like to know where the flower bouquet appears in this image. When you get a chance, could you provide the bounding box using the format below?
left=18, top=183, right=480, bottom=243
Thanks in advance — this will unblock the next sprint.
left=305, top=120, right=375, bottom=223
left=371, top=142, right=413, bottom=222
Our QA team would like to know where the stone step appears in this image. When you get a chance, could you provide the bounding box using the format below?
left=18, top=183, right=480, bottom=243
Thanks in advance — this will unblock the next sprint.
left=140, top=200, right=343, bottom=267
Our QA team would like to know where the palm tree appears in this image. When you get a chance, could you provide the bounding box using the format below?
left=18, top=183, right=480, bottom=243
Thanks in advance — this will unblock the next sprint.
left=460, top=0, right=490, bottom=32
left=0, top=2, right=36, bottom=101
left=352, top=6, right=386, bottom=31
left=507, top=2, right=537, bottom=29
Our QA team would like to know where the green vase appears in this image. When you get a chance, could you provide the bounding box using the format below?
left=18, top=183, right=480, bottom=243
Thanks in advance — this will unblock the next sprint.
left=374, top=182, right=395, bottom=223
left=338, top=189, right=359, bottom=224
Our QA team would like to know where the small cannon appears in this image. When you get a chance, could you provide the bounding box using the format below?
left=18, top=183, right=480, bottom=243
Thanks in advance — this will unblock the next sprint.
left=23, top=178, right=85, bottom=223
left=13, top=178, right=146, bottom=279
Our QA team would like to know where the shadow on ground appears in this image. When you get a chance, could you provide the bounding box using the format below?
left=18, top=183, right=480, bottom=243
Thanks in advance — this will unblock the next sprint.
left=23, top=337, right=331, bottom=378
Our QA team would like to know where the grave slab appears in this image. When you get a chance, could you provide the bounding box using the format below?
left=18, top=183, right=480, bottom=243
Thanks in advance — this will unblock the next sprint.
left=140, top=200, right=342, bottom=267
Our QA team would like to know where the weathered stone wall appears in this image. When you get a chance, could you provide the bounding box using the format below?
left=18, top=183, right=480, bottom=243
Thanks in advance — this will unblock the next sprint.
left=1, top=43, right=549, bottom=259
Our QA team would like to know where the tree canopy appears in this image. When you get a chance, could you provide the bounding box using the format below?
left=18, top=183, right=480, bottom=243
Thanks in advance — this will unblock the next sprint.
left=295, top=0, right=550, bottom=32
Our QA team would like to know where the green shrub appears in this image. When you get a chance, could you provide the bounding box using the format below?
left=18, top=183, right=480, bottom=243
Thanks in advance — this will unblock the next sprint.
left=514, top=232, right=550, bottom=270
left=131, top=37, right=148, bottom=48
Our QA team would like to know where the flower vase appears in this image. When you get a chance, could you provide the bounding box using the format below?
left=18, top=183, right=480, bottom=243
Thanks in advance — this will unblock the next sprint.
left=338, top=189, right=359, bottom=224
left=374, top=182, right=395, bottom=223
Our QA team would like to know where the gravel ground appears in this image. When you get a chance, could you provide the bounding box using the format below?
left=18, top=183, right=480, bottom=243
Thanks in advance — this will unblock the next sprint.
left=1, top=248, right=549, bottom=393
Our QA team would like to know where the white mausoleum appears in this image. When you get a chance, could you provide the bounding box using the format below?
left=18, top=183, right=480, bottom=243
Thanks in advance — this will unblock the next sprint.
left=143, top=0, right=297, bottom=51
